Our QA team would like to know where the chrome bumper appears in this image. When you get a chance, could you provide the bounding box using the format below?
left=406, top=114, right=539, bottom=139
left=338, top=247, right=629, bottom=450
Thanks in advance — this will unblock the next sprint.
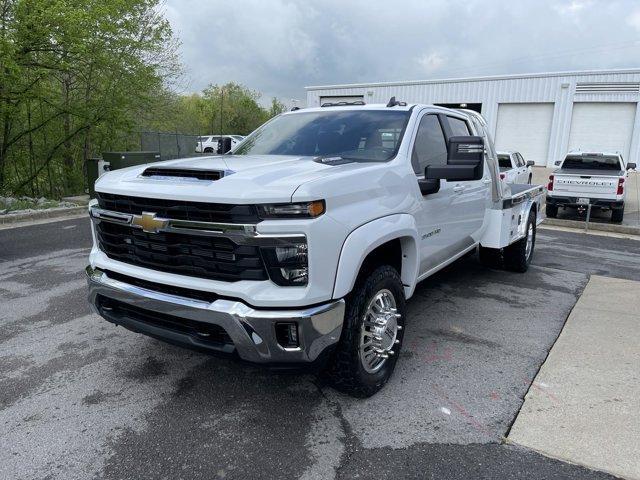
left=86, top=266, right=344, bottom=364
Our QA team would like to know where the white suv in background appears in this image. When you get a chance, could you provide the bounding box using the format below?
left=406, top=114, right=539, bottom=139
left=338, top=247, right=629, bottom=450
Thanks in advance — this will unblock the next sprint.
left=196, top=135, right=245, bottom=153
left=497, top=151, right=534, bottom=184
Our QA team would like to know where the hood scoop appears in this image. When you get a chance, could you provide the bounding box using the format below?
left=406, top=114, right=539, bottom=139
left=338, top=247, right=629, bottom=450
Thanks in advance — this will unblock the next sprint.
left=140, top=167, right=227, bottom=182
left=313, top=156, right=355, bottom=166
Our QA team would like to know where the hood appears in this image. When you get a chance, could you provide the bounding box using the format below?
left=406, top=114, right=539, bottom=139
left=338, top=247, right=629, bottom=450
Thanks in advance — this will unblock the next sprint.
left=94, top=154, right=363, bottom=203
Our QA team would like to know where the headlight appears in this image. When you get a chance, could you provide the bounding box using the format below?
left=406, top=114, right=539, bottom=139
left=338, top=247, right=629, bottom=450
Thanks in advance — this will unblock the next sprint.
left=257, top=200, right=325, bottom=219
left=261, top=242, right=308, bottom=286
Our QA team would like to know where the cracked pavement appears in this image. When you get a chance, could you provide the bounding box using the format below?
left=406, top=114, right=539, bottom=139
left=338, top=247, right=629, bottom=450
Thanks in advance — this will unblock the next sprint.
left=2, top=218, right=637, bottom=479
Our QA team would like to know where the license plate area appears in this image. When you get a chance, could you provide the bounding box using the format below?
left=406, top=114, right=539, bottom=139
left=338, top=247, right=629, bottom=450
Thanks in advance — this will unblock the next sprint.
left=577, top=197, right=590, bottom=205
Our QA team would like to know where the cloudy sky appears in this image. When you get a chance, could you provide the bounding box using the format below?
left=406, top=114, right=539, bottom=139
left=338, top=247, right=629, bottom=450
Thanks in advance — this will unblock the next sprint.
left=164, top=0, right=640, bottom=106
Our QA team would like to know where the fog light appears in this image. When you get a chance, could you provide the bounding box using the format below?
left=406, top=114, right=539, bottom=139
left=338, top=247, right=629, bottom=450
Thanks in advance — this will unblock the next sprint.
left=261, top=242, right=309, bottom=286
left=275, top=322, right=299, bottom=348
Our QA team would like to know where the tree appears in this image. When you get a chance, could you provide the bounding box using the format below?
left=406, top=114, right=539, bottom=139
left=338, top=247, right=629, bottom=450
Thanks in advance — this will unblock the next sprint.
left=0, top=0, right=180, bottom=196
left=0, top=1, right=286, bottom=198
left=269, top=97, right=286, bottom=117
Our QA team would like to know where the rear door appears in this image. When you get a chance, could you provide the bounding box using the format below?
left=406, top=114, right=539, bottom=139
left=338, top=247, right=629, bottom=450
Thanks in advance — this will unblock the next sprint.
left=443, top=115, right=491, bottom=237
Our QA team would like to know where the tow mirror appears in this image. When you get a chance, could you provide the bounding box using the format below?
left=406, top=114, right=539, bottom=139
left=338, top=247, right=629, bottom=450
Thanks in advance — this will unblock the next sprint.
left=627, top=162, right=636, bottom=170
left=425, top=136, right=484, bottom=181
left=217, top=137, right=232, bottom=154
left=526, top=160, right=535, bottom=167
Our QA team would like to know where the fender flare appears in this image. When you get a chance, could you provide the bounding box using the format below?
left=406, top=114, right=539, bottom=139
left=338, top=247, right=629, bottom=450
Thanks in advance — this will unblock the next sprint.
left=332, top=214, right=420, bottom=300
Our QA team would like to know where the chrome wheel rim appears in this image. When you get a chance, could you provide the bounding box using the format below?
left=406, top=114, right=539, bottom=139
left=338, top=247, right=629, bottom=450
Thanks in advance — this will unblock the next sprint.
left=359, top=289, right=401, bottom=373
left=525, top=222, right=534, bottom=260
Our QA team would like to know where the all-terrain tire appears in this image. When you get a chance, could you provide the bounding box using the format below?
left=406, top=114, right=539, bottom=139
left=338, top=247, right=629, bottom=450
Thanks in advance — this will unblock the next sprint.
left=504, top=210, right=536, bottom=273
left=545, top=204, right=558, bottom=218
left=478, top=245, right=503, bottom=269
left=611, top=208, right=624, bottom=223
left=322, top=265, right=406, bottom=398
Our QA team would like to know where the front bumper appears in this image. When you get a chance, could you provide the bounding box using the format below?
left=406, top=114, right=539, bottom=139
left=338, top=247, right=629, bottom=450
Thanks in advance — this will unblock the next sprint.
left=86, top=266, right=344, bottom=365
left=546, top=195, right=624, bottom=210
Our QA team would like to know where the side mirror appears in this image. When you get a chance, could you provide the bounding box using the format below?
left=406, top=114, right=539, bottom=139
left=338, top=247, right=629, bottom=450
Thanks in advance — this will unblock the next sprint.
left=554, top=160, right=562, bottom=166
left=418, top=178, right=440, bottom=195
left=217, top=137, right=232, bottom=154
left=426, top=136, right=484, bottom=181
left=627, top=162, right=636, bottom=170
left=526, top=160, right=535, bottom=167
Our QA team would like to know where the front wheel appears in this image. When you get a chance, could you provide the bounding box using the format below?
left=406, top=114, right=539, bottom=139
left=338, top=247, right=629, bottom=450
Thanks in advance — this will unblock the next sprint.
left=322, top=265, right=406, bottom=398
left=504, top=210, right=536, bottom=273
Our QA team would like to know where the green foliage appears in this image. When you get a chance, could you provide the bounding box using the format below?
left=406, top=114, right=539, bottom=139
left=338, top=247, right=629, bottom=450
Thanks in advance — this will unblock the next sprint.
left=146, top=83, right=282, bottom=137
left=0, top=0, right=181, bottom=197
left=0, top=1, right=285, bottom=198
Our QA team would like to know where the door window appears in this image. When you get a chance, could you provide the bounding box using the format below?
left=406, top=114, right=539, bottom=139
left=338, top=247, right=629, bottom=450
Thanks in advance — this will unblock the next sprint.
left=515, top=153, right=524, bottom=167
left=447, top=116, right=471, bottom=136
left=411, top=115, right=448, bottom=174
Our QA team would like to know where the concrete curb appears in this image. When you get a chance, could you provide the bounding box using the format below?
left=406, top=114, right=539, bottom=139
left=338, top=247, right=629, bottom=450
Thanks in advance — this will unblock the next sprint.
left=0, top=206, right=87, bottom=225
left=542, top=217, right=640, bottom=236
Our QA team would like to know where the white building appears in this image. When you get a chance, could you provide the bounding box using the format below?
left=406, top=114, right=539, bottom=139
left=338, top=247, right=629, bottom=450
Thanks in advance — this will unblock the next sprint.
left=306, top=69, right=640, bottom=167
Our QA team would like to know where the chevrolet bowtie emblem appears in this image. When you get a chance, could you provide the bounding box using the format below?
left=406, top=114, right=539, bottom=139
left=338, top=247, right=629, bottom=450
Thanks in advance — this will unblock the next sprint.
left=131, top=211, right=169, bottom=233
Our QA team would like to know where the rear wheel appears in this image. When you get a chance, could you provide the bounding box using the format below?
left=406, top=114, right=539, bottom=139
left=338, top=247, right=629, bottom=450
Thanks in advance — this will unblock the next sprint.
left=611, top=207, right=624, bottom=223
left=478, top=245, right=502, bottom=269
left=545, top=204, right=558, bottom=218
left=203, top=147, right=214, bottom=153
left=504, top=210, right=536, bottom=273
left=322, top=265, right=406, bottom=398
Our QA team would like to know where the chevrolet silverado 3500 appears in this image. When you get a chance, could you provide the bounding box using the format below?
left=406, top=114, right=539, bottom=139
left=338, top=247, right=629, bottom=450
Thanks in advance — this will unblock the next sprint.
left=86, top=102, right=543, bottom=397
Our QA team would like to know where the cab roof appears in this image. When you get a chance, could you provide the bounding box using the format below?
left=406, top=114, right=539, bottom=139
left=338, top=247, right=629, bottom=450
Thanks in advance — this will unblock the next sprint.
left=283, top=103, right=472, bottom=115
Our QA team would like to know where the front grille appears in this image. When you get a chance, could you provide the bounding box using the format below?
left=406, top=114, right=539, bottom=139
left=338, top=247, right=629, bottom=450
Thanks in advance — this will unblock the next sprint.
left=96, top=295, right=233, bottom=346
left=96, top=222, right=268, bottom=282
left=103, top=270, right=220, bottom=303
left=96, top=193, right=259, bottom=223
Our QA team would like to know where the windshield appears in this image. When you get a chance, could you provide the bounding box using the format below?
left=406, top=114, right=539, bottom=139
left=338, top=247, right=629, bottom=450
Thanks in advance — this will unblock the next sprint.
left=498, top=155, right=512, bottom=169
left=233, top=110, right=410, bottom=161
left=562, top=154, right=622, bottom=171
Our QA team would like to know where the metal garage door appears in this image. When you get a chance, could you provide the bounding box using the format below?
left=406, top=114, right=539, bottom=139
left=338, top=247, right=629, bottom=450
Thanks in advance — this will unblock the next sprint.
left=495, top=103, right=554, bottom=166
left=319, top=95, right=365, bottom=106
left=568, top=102, right=637, bottom=161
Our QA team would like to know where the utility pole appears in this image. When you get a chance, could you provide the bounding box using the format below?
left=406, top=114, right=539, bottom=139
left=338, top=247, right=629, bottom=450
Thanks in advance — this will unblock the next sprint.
left=219, top=88, right=224, bottom=135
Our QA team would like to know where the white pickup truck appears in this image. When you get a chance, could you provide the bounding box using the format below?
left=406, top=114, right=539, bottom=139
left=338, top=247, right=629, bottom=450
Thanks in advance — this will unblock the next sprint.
left=497, top=150, right=533, bottom=184
left=86, top=102, right=543, bottom=397
left=546, top=151, right=636, bottom=223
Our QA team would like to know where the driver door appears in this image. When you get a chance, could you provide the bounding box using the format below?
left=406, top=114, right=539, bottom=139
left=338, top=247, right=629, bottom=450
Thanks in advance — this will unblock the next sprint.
left=411, top=112, right=463, bottom=276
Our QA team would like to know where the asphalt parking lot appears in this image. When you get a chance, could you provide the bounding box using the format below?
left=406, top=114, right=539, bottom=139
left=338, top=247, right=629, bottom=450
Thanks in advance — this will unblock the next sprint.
left=2, top=217, right=639, bottom=480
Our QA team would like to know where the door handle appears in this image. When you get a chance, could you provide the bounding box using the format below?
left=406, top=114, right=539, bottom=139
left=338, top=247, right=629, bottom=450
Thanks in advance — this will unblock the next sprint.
left=482, top=178, right=491, bottom=184
left=453, top=185, right=465, bottom=193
